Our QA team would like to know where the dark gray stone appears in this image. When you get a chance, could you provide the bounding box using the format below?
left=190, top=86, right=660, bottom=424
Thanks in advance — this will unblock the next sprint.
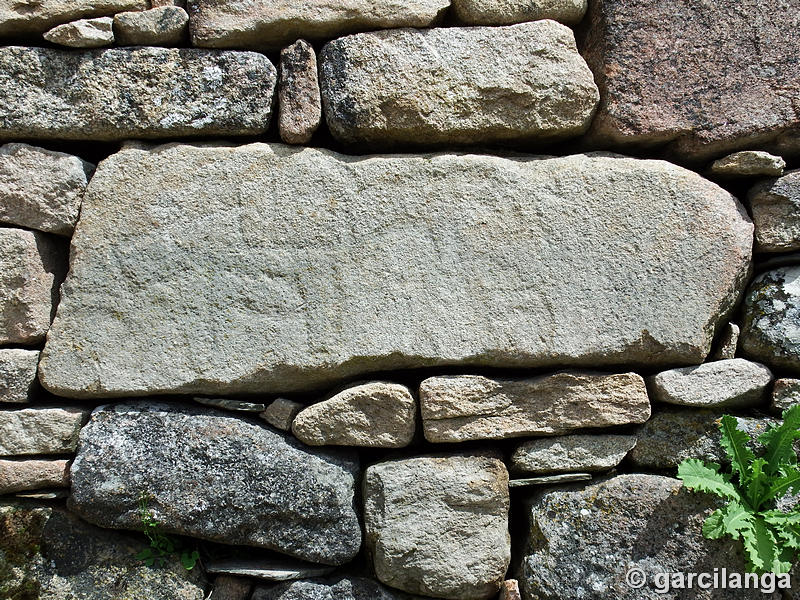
left=252, top=577, right=421, bottom=600
left=69, top=403, right=361, bottom=566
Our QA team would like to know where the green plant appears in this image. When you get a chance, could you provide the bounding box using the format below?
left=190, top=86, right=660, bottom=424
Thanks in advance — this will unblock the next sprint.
left=136, top=493, right=200, bottom=571
left=677, top=405, right=800, bottom=574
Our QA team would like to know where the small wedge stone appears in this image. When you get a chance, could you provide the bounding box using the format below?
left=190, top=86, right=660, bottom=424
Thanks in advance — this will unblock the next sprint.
left=510, top=434, right=637, bottom=474
left=0, top=349, right=39, bottom=404
left=278, top=40, right=321, bottom=145
left=709, top=151, right=786, bottom=177
left=43, top=17, right=114, bottom=48
left=772, top=379, right=800, bottom=413
left=114, top=6, right=189, bottom=46
left=261, top=399, right=305, bottom=431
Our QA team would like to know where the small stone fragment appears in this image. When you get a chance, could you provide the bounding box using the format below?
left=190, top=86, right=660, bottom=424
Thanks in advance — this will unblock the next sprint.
left=278, top=40, right=322, bottom=145
left=261, top=398, right=305, bottom=431
left=421, top=372, right=650, bottom=443
left=252, top=577, right=420, bottom=600
left=741, top=266, right=800, bottom=374
left=69, top=403, right=361, bottom=565
left=189, top=0, right=451, bottom=49
left=709, top=151, right=786, bottom=177
left=152, top=0, right=185, bottom=6
left=43, top=17, right=114, bottom=48
left=748, top=170, right=800, bottom=252
left=114, top=6, right=189, bottom=46
left=508, top=473, right=592, bottom=488
left=521, top=475, right=757, bottom=599
left=320, top=21, right=599, bottom=149
left=0, top=143, right=93, bottom=235
left=0, top=47, right=276, bottom=141
left=193, top=397, right=267, bottom=412
left=0, top=407, right=88, bottom=456
left=207, top=559, right=334, bottom=581
left=629, top=410, right=774, bottom=469
left=510, top=434, right=637, bottom=474
left=292, top=382, right=416, bottom=448
left=364, top=453, right=510, bottom=599
left=772, top=379, right=800, bottom=413
left=499, top=580, right=522, bottom=600
left=1, top=228, right=67, bottom=345
left=0, top=502, right=206, bottom=599
left=711, top=322, right=739, bottom=360
left=649, top=358, right=773, bottom=409
left=0, top=0, right=147, bottom=36
left=208, top=575, right=254, bottom=600
left=0, top=459, right=70, bottom=494
left=452, top=0, right=587, bottom=25
left=0, top=349, right=39, bottom=404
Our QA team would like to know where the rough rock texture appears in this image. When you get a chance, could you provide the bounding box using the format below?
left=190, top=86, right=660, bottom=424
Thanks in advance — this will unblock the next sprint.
left=748, top=170, right=800, bottom=252
left=452, top=0, right=586, bottom=25
left=194, top=397, right=266, bottom=412
left=42, top=16, right=114, bottom=48
left=649, top=358, right=773, bottom=409
left=153, top=0, right=185, bottom=5
left=38, top=145, right=752, bottom=398
left=420, top=373, right=650, bottom=443
left=0, top=47, right=276, bottom=141
left=0, top=502, right=206, bottom=600
left=582, top=0, right=800, bottom=161
left=252, top=577, right=420, bottom=600
left=740, top=266, right=800, bottom=374
left=0, top=143, right=93, bottom=235
left=772, top=378, right=800, bottom=413
left=364, top=454, right=510, bottom=600
left=0, top=407, right=88, bottom=456
left=0, top=0, right=147, bottom=37
left=69, top=403, right=361, bottom=565
left=292, top=382, right=416, bottom=447
left=1, top=228, right=67, bottom=345
left=709, top=151, right=786, bottom=178
left=0, top=349, right=39, bottom=404
left=628, top=410, right=773, bottom=469
left=521, top=475, right=771, bottom=599
left=0, top=459, right=70, bottom=494
left=261, top=399, right=305, bottom=431
left=206, top=559, right=334, bottom=581
left=209, top=576, right=253, bottom=600
left=498, top=580, right=522, bottom=600
left=510, top=434, right=636, bottom=474
left=278, top=40, right=321, bottom=145
left=712, top=322, right=739, bottom=360
left=320, top=22, right=599, bottom=149
left=188, top=0, right=450, bottom=50
left=114, top=6, right=189, bottom=46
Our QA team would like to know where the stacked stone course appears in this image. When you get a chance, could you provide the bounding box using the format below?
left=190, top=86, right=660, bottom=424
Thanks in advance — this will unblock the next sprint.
left=1, top=1, right=799, bottom=599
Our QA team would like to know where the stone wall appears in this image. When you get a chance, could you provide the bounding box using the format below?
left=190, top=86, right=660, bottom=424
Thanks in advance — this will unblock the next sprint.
left=1, top=1, right=799, bottom=599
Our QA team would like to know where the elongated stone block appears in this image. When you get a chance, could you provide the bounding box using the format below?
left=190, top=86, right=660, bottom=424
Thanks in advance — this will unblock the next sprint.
left=0, top=0, right=147, bottom=37
left=320, top=21, right=599, bottom=149
left=39, top=144, right=751, bottom=398
left=420, top=373, right=651, bottom=443
left=0, top=47, right=276, bottom=141
left=188, top=0, right=450, bottom=50
left=69, top=403, right=361, bottom=565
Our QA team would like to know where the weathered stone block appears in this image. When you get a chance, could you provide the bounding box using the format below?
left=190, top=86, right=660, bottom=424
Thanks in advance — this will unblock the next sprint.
left=364, top=454, right=510, bottom=599
left=748, top=170, right=800, bottom=253
left=0, top=407, right=88, bottom=456
left=0, top=349, right=39, bottom=404
left=452, top=0, right=587, bottom=25
left=582, top=0, right=800, bottom=161
left=421, top=373, right=650, bottom=442
left=69, top=403, right=361, bottom=565
left=278, top=40, right=321, bottom=145
left=0, top=143, right=93, bottom=235
left=0, top=0, right=147, bottom=37
left=114, top=6, right=189, bottom=46
left=510, top=434, right=636, bottom=474
left=320, top=22, right=599, bottom=149
left=188, top=0, right=451, bottom=50
left=43, top=17, right=114, bottom=48
left=1, top=228, right=67, bottom=345
left=38, top=145, right=752, bottom=398
left=0, top=47, right=276, bottom=141
left=0, top=459, right=70, bottom=494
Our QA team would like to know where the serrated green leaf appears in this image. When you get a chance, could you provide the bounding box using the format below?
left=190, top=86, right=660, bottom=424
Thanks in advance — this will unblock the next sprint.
left=764, top=465, right=800, bottom=504
left=741, top=518, right=776, bottom=573
left=721, top=501, right=755, bottom=537
left=719, top=415, right=756, bottom=484
left=747, top=458, right=770, bottom=509
left=763, top=511, right=800, bottom=550
left=759, top=405, right=800, bottom=475
left=703, top=509, right=725, bottom=539
left=678, top=458, right=740, bottom=501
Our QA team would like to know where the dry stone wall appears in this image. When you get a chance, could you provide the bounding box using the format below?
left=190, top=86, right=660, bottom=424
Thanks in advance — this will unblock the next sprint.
left=0, top=1, right=799, bottom=599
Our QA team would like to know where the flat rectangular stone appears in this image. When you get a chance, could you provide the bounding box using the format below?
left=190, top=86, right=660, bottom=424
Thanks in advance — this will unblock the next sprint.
left=0, top=407, right=89, bottom=456
left=420, top=373, right=651, bottom=442
left=38, top=144, right=751, bottom=398
left=0, top=47, right=276, bottom=141
left=188, top=0, right=450, bottom=50
left=0, top=458, right=70, bottom=493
